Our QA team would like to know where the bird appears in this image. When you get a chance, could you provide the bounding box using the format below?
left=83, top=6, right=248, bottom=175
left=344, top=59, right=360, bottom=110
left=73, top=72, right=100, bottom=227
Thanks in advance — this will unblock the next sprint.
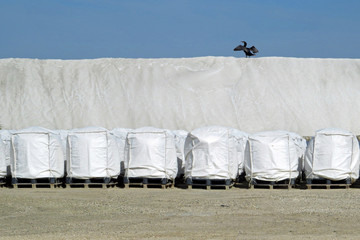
left=234, top=41, right=259, bottom=58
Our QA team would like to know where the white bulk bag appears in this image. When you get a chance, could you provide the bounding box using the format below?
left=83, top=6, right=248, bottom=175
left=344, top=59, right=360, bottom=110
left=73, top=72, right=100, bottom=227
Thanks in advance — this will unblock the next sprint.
left=67, top=127, right=120, bottom=179
left=11, top=127, right=64, bottom=179
left=234, top=130, right=248, bottom=175
left=53, top=130, right=68, bottom=173
left=172, top=130, right=189, bottom=177
left=125, top=127, right=177, bottom=180
left=111, top=128, right=132, bottom=175
left=185, top=126, right=247, bottom=180
left=53, top=130, right=68, bottom=159
left=305, top=128, right=360, bottom=182
left=0, top=131, right=6, bottom=178
left=0, top=130, right=14, bottom=176
left=245, top=131, right=306, bottom=182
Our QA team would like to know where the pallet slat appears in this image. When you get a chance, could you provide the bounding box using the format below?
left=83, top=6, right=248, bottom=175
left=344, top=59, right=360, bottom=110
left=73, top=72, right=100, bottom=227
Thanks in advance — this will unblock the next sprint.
left=186, top=178, right=233, bottom=190
left=249, top=178, right=296, bottom=190
left=66, top=177, right=117, bottom=188
left=12, top=178, right=62, bottom=189
left=123, top=177, right=174, bottom=189
left=306, top=178, right=351, bottom=189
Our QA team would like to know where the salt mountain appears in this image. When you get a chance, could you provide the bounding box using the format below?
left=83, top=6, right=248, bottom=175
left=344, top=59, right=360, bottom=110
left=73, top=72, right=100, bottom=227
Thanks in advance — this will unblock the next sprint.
left=0, top=57, right=359, bottom=136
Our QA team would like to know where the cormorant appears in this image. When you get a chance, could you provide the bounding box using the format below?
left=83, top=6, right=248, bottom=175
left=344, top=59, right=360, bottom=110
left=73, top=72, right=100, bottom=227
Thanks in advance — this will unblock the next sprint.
left=234, top=41, right=258, bottom=58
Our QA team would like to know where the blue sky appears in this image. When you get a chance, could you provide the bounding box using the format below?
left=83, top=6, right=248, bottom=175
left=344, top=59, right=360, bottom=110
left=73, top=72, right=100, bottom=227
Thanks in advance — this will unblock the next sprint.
left=0, top=0, right=359, bottom=59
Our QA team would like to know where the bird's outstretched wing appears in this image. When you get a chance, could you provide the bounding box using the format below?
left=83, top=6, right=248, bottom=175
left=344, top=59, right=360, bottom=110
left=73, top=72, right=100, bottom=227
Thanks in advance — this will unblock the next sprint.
left=234, top=45, right=246, bottom=51
left=250, top=46, right=258, bottom=53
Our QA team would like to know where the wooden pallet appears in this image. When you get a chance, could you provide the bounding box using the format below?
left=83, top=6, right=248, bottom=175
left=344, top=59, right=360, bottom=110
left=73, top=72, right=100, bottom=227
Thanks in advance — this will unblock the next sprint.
left=249, top=178, right=296, bottom=190
left=123, top=177, right=174, bottom=189
left=306, top=178, right=351, bottom=189
left=186, top=178, right=233, bottom=190
left=12, top=178, right=62, bottom=189
left=66, top=177, right=117, bottom=188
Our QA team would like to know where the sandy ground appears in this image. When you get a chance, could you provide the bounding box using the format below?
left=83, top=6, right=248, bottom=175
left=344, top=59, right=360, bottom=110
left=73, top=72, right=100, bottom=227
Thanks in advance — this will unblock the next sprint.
left=1, top=186, right=360, bottom=240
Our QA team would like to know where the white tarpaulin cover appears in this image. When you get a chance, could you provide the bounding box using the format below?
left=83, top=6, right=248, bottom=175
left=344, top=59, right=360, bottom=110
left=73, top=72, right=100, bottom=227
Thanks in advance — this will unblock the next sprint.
left=125, top=127, right=177, bottom=179
left=11, top=127, right=64, bottom=179
left=172, top=130, right=188, bottom=177
left=245, top=131, right=306, bottom=182
left=2, top=57, right=360, bottom=136
left=111, top=128, right=132, bottom=175
left=67, top=127, right=120, bottom=179
left=304, top=128, right=360, bottom=182
left=185, top=126, right=248, bottom=180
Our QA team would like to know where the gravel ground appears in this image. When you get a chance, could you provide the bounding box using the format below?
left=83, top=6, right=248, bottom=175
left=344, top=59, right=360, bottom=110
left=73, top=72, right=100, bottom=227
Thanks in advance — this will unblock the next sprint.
left=1, top=187, right=360, bottom=239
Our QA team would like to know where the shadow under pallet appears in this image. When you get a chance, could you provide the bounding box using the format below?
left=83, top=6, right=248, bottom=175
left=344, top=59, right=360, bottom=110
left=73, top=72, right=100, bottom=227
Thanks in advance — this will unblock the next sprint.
left=11, top=178, right=62, bottom=189
left=186, top=178, right=233, bottom=190
left=123, top=177, right=174, bottom=189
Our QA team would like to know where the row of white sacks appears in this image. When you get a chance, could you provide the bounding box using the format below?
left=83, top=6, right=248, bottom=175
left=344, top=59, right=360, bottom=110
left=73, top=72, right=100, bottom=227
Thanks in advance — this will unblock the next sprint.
left=0, top=126, right=359, bottom=182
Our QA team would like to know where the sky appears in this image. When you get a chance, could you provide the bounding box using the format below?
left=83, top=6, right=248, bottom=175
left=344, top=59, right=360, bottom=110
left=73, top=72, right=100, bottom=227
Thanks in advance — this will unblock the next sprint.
left=0, top=0, right=359, bottom=59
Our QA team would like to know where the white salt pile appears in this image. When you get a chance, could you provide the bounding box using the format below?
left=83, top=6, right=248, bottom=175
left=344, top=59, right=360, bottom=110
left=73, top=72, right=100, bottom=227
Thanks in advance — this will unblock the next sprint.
left=0, top=57, right=359, bottom=135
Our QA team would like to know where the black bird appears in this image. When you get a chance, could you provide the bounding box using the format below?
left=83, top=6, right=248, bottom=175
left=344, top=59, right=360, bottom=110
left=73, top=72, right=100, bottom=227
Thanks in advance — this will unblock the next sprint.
left=234, top=41, right=259, bottom=58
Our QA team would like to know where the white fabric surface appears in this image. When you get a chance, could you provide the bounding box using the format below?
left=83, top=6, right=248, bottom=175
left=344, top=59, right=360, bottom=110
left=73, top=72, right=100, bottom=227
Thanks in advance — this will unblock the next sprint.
left=185, top=126, right=248, bottom=180
left=245, top=131, right=306, bottom=182
left=172, top=130, right=188, bottom=177
left=54, top=130, right=68, bottom=159
left=11, top=127, right=64, bottom=179
left=125, top=127, right=177, bottom=179
left=0, top=130, right=14, bottom=172
left=111, top=128, right=132, bottom=175
left=67, top=127, right=120, bottom=179
left=1, top=57, right=360, bottom=136
left=304, top=128, right=360, bottom=182
left=0, top=131, right=6, bottom=177
left=53, top=130, right=68, bottom=175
